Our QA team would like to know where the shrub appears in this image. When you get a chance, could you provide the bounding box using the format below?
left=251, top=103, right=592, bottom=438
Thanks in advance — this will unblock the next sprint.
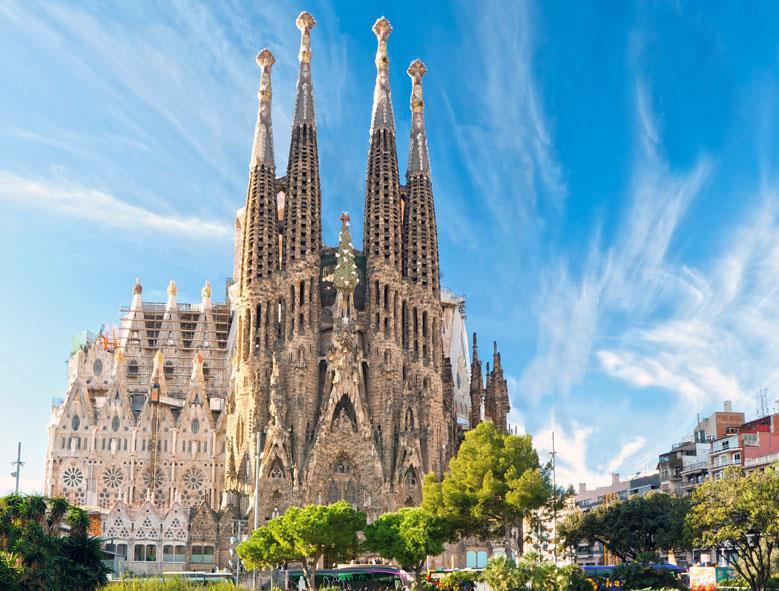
left=483, top=553, right=592, bottom=591
left=438, top=570, right=480, bottom=591
left=611, top=563, right=686, bottom=591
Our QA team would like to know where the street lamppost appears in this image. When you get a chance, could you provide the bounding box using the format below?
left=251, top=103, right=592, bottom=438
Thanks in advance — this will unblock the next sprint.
left=252, top=431, right=263, bottom=591
left=230, top=518, right=247, bottom=584
left=10, top=442, right=23, bottom=494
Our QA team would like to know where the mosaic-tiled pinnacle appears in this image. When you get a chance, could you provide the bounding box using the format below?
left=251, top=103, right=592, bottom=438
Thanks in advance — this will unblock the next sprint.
left=293, top=11, right=316, bottom=127
left=250, top=49, right=275, bottom=168
left=370, top=16, right=395, bottom=135
left=406, top=59, right=430, bottom=176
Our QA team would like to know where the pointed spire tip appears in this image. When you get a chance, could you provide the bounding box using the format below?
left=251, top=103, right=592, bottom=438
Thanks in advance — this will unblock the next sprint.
left=408, top=59, right=427, bottom=78
left=296, top=11, right=316, bottom=31
left=372, top=16, right=392, bottom=40
left=256, top=48, right=275, bottom=68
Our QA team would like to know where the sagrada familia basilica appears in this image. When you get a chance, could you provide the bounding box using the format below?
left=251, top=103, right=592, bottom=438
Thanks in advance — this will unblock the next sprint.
left=44, top=13, right=510, bottom=572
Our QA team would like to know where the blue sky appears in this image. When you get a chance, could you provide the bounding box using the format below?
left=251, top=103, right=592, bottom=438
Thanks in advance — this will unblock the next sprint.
left=2, top=0, right=779, bottom=493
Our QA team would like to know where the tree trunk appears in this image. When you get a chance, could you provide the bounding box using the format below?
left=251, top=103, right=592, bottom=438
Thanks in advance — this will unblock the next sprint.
left=303, top=560, right=317, bottom=591
left=413, top=563, right=423, bottom=588
left=516, top=519, right=524, bottom=556
left=504, top=521, right=514, bottom=561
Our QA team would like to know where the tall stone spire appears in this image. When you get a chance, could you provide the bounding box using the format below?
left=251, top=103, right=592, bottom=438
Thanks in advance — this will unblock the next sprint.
left=240, top=49, right=279, bottom=288
left=284, top=11, right=322, bottom=269
left=485, top=341, right=509, bottom=433
left=469, top=332, right=483, bottom=429
left=364, top=16, right=402, bottom=273
left=403, top=59, right=439, bottom=292
left=250, top=49, right=275, bottom=168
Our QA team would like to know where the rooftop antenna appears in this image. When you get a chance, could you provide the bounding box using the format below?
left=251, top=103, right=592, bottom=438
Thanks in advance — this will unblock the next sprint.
left=757, top=387, right=769, bottom=418
left=10, top=442, right=23, bottom=494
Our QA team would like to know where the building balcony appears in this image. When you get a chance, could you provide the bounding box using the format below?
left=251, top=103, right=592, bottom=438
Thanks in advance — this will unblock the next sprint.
left=680, top=461, right=708, bottom=474
left=710, top=457, right=741, bottom=470
left=744, top=452, right=779, bottom=468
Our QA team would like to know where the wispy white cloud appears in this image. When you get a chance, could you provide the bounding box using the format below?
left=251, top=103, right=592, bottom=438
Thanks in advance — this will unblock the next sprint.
left=533, top=418, right=648, bottom=488
left=450, top=0, right=566, bottom=238
left=604, top=436, right=646, bottom=473
left=519, top=254, right=602, bottom=401
left=0, top=171, right=231, bottom=239
left=519, top=75, right=711, bottom=404
left=597, top=198, right=779, bottom=410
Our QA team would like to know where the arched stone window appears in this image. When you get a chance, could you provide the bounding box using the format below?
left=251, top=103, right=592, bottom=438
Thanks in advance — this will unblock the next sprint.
left=191, top=419, right=200, bottom=434
left=111, top=416, right=120, bottom=432
left=93, top=359, right=103, bottom=375
left=71, top=415, right=80, bottom=431
left=333, top=457, right=351, bottom=475
left=404, top=466, right=418, bottom=487
left=268, top=458, right=284, bottom=480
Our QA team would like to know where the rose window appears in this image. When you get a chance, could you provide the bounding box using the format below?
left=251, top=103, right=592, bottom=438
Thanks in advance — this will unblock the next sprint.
left=98, top=488, right=119, bottom=509
left=62, top=466, right=84, bottom=488
left=183, top=468, right=204, bottom=490
left=143, top=468, right=164, bottom=490
left=102, top=466, right=124, bottom=489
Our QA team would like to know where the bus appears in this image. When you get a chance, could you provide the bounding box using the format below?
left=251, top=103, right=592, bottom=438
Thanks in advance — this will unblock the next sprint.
left=285, top=565, right=412, bottom=590
left=582, top=563, right=685, bottom=591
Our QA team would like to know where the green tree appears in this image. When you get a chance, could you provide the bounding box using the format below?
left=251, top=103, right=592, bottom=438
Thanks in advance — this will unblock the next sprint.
left=0, top=494, right=109, bottom=591
left=422, top=421, right=549, bottom=558
left=363, top=507, right=450, bottom=586
left=557, top=492, right=689, bottom=562
left=238, top=501, right=366, bottom=591
left=687, top=466, right=779, bottom=591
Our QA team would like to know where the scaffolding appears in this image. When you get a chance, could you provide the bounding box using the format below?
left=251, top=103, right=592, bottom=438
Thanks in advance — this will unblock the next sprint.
left=117, top=301, right=234, bottom=404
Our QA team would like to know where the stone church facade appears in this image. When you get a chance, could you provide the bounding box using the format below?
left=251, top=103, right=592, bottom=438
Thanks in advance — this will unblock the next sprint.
left=44, top=12, right=509, bottom=573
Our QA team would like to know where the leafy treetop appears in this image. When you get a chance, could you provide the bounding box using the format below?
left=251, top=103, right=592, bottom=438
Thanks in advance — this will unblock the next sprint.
left=422, top=420, right=549, bottom=557
left=557, top=491, right=690, bottom=563
left=363, top=507, right=450, bottom=585
left=238, top=501, right=366, bottom=591
left=687, top=466, right=779, bottom=591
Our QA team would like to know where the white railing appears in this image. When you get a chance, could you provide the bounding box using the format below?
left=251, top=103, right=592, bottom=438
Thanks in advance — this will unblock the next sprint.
left=744, top=453, right=779, bottom=468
